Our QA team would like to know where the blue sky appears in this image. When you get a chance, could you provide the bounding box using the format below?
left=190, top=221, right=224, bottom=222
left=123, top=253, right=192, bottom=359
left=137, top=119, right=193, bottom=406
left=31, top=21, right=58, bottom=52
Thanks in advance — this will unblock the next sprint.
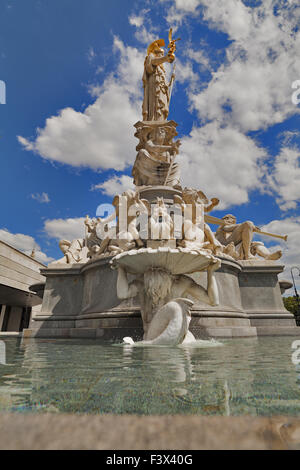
left=1, top=0, right=300, bottom=288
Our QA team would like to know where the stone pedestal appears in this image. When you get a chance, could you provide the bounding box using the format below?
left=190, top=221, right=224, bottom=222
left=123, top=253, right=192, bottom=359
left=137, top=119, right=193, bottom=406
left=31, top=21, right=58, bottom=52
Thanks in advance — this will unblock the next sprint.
left=138, top=186, right=182, bottom=204
left=239, top=261, right=298, bottom=336
left=23, top=256, right=300, bottom=340
left=188, top=257, right=257, bottom=338
left=147, top=240, right=176, bottom=249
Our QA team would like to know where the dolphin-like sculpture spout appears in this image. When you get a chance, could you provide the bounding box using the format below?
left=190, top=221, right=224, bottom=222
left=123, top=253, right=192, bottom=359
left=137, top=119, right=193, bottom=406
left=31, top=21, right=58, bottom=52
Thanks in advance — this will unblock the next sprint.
left=123, top=298, right=195, bottom=346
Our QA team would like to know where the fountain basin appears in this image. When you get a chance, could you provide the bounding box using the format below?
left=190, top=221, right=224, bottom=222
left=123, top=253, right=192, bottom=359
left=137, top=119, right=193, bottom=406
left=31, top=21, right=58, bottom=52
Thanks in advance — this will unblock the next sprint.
left=23, top=256, right=299, bottom=340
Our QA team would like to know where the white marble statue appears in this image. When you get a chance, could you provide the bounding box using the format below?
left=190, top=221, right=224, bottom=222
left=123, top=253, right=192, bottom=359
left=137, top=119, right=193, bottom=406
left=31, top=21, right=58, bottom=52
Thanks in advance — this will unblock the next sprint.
left=49, top=238, right=88, bottom=265
left=84, top=214, right=116, bottom=259
left=215, top=214, right=258, bottom=260
left=123, top=298, right=195, bottom=346
left=215, top=214, right=282, bottom=261
left=132, top=123, right=181, bottom=187
left=250, top=241, right=282, bottom=260
left=174, top=188, right=222, bottom=254
left=89, top=190, right=149, bottom=259
left=113, top=190, right=149, bottom=248
left=142, top=39, right=174, bottom=122
left=117, top=256, right=220, bottom=343
left=150, top=197, right=174, bottom=240
left=224, top=240, right=282, bottom=261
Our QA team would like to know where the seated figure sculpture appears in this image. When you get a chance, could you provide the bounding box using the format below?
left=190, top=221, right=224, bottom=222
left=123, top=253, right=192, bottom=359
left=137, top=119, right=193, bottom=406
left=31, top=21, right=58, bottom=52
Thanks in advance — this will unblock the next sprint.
left=132, top=125, right=181, bottom=187
left=89, top=190, right=149, bottom=258
left=49, top=238, right=87, bottom=265
left=84, top=215, right=104, bottom=258
left=215, top=214, right=282, bottom=261
left=117, top=257, right=221, bottom=343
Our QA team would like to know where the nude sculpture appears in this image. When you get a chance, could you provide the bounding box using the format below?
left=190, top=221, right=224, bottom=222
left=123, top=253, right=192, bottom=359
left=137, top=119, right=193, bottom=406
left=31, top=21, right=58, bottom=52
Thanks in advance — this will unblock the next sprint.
left=50, top=238, right=87, bottom=265
left=215, top=214, right=282, bottom=261
left=88, top=190, right=150, bottom=258
left=250, top=241, right=282, bottom=260
left=215, top=214, right=260, bottom=260
left=174, top=188, right=222, bottom=254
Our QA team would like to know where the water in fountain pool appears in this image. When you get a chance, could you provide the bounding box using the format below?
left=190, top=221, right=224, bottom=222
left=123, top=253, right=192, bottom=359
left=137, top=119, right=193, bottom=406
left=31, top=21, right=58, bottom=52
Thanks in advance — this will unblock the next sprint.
left=0, top=336, right=299, bottom=416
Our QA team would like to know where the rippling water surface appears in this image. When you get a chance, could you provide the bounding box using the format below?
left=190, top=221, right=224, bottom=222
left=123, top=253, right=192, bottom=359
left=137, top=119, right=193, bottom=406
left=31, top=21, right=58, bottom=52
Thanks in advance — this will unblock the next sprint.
left=0, top=337, right=300, bottom=416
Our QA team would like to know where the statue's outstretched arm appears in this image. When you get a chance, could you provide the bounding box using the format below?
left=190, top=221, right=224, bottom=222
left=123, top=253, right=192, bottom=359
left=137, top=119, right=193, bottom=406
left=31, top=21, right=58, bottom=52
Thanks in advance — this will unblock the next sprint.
left=204, top=198, right=219, bottom=213
left=151, top=55, right=173, bottom=66
left=185, top=261, right=220, bottom=307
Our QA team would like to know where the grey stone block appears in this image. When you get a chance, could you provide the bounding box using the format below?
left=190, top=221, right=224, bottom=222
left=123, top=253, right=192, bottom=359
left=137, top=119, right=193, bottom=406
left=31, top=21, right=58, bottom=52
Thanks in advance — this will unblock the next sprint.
left=256, top=327, right=300, bottom=336
left=70, top=328, right=97, bottom=339
left=202, top=327, right=257, bottom=338
left=29, top=258, right=299, bottom=339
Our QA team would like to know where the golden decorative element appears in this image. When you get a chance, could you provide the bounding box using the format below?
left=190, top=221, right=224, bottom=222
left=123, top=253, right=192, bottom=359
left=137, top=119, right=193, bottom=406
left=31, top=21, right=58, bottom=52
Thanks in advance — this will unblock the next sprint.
left=147, top=39, right=165, bottom=56
left=167, top=28, right=181, bottom=61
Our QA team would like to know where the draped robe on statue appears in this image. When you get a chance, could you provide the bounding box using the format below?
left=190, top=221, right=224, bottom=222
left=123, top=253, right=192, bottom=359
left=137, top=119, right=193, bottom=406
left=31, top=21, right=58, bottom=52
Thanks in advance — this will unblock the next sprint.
left=142, top=53, right=170, bottom=122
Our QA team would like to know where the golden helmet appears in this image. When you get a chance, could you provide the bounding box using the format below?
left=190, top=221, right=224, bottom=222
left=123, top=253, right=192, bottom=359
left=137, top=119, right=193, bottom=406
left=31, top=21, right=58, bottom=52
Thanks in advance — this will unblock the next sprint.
left=147, top=39, right=165, bottom=55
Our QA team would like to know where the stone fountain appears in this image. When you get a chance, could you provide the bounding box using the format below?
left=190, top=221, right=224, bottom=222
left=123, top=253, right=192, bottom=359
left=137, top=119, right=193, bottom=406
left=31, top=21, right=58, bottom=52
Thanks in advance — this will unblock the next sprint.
left=25, top=33, right=300, bottom=341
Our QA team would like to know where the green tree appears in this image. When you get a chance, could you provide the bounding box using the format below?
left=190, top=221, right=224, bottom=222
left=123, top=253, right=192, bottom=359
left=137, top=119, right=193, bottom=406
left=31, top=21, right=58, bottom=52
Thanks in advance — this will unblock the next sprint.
left=283, top=296, right=300, bottom=316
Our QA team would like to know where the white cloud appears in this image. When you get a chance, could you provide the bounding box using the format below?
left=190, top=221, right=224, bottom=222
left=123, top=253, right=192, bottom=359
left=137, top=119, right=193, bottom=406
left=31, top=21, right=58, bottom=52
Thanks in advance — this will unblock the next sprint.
left=129, top=14, right=145, bottom=28
left=180, top=122, right=266, bottom=208
left=162, top=0, right=300, bottom=133
left=199, top=0, right=252, bottom=40
left=260, top=216, right=300, bottom=289
left=18, top=135, right=34, bottom=151
left=18, top=37, right=144, bottom=172
left=174, top=57, right=199, bottom=88
left=32, top=250, right=54, bottom=265
left=43, top=217, right=85, bottom=242
left=160, top=0, right=300, bottom=211
left=134, top=27, right=157, bottom=45
left=30, top=192, right=50, bottom=204
left=161, top=0, right=201, bottom=25
left=186, top=48, right=211, bottom=71
left=96, top=65, right=104, bottom=75
left=187, top=1, right=300, bottom=132
left=129, top=9, right=158, bottom=45
left=87, top=46, right=96, bottom=62
left=0, top=229, right=53, bottom=265
left=267, top=147, right=300, bottom=211
left=17, top=2, right=300, bottom=214
left=91, top=174, right=134, bottom=196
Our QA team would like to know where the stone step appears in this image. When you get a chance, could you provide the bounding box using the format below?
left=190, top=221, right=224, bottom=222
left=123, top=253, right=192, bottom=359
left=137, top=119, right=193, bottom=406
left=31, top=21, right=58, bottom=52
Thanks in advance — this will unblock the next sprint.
left=201, top=326, right=257, bottom=338
left=256, top=327, right=300, bottom=336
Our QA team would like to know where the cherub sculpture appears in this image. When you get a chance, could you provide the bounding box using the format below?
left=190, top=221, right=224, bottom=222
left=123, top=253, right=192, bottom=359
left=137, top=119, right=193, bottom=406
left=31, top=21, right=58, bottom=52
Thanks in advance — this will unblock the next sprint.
left=215, top=214, right=283, bottom=261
